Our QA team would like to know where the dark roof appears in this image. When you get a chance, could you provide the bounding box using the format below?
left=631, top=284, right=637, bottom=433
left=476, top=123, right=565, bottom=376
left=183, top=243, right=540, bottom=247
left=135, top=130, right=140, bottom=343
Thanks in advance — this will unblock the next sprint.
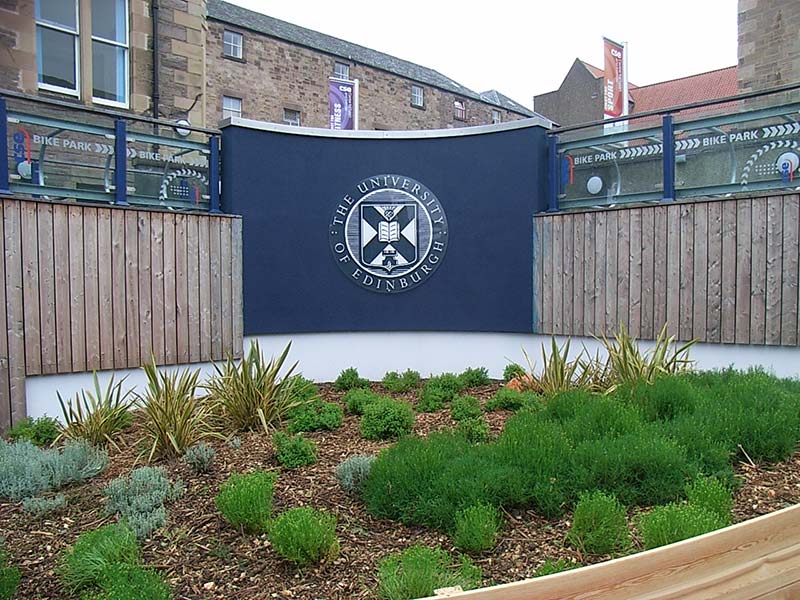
left=207, top=0, right=536, bottom=117
left=479, top=90, right=532, bottom=115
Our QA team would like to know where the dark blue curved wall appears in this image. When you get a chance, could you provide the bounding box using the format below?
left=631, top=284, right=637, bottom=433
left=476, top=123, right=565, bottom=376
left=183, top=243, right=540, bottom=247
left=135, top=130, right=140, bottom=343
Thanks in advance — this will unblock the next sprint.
left=221, top=123, right=548, bottom=334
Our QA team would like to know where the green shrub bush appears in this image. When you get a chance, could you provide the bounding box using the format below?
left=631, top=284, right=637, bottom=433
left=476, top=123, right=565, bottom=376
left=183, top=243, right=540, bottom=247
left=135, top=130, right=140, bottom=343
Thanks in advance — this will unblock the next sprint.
left=273, top=432, right=317, bottom=468
left=638, top=503, right=727, bottom=550
left=59, top=524, right=139, bottom=592
left=382, top=370, right=421, bottom=393
left=534, top=558, right=578, bottom=577
left=183, top=442, right=215, bottom=474
left=6, top=416, right=60, bottom=447
left=95, top=564, right=172, bottom=600
left=565, top=491, right=630, bottom=555
left=335, top=455, right=375, bottom=494
left=289, top=375, right=320, bottom=403
left=344, top=388, right=381, bottom=415
left=417, top=385, right=450, bottom=413
left=0, top=439, right=108, bottom=501
left=503, top=363, right=526, bottom=382
left=624, top=376, right=698, bottom=421
left=0, top=548, right=20, bottom=600
left=484, top=388, right=538, bottom=412
left=540, top=389, right=595, bottom=422
left=334, top=367, right=369, bottom=391
left=361, top=398, right=415, bottom=440
left=377, top=545, right=481, bottom=600
left=425, top=373, right=464, bottom=397
left=453, top=503, right=502, bottom=553
left=215, top=470, right=276, bottom=533
left=450, top=396, right=482, bottom=422
left=458, top=367, right=490, bottom=388
left=455, top=417, right=489, bottom=444
left=268, top=507, right=339, bottom=566
left=287, top=399, right=343, bottom=433
left=559, top=395, right=642, bottom=444
left=685, top=476, right=733, bottom=524
left=22, top=493, right=66, bottom=517
left=104, top=467, right=184, bottom=539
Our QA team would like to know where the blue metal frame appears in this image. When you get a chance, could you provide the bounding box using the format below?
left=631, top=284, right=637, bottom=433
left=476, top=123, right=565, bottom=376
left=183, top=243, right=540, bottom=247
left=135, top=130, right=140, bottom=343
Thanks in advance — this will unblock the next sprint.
left=0, top=98, right=9, bottom=195
left=114, top=119, right=129, bottom=206
left=662, top=115, right=675, bottom=201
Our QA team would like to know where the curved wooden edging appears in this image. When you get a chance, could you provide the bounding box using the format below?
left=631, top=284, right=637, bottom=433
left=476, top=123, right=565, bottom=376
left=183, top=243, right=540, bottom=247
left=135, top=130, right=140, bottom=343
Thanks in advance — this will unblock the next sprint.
left=431, top=503, right=800, bottom=600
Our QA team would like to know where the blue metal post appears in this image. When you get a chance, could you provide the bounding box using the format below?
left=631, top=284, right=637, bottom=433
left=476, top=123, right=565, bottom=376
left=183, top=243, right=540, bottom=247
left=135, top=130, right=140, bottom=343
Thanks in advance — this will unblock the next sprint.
left=114, top=118, right=128, bottom=206
left=209, top=135, right=221, bottom=213
left=662, top=114, right=675, bottom=201
left=0, top=98, right=10, bottom=195
left=547, top=134, right=559, bottom=212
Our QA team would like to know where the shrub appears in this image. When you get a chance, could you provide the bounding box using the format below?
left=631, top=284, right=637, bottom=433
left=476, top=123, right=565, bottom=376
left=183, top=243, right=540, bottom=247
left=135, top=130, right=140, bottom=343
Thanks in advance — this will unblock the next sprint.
left=377, top=545, right=482, bottom=600
left=104, top=467, right=185, bottom=539
left=455, top=417, right=489, bottom=444
left=287, top=399, right=343, bottom=433
left=534, top=558, right=579, bottom=577
left=227, top=436, right=242, bottom=449
left=289, top=375, right=320, bottom=403
left=637, top=503, right=727, bottom=550
left=361, top=399, right=415, bottom=440
left=417, top=385, right=450, bottom=413
left=344, top=389, right=381, bottom=415
left=7, top=416, right=60, bottom=447
left=137, top=361, right=215, bottom=461
left=268, top=507, right=339, bottom=566
left=484, top=388, right=538, bottom=412
left=382, top=370, right=421, bottom=393
left=205, top=341, right=306, bottom=433
left=58, top=373, right=135, bottom=451
left=572, top=430, right=695, bottom=507
left=0, top=548, right=20, bottom=600
left=273, top=432, right=316, bottom=468
left=458, top=367, right=490, bottom=388
left=558, top=394, right=643, bottom=444
left=450, top=396, right=482, bottom=422
left=425, top=373, right=464, bottom=397
left=215, top=470, right=276, bottom=533
left=503, top=363, right=526, bottom=382
left=22, top=493, right=66, bottom=517
left=685, top=476, right=733, bottom=525
left=95, top=564, right=172, bottom=600
left=59, top=523, right=139, bottom=591
left=566, top=491, right=630, bottom=555
left=0, top=439, right=108, bottom=501
left=334, top=367, right=369, bottom=391
left=335, top=455, right=375, bottom=494
left=453, top=503, right=502, bottom=553
left=183, top=442, right=216, bottom=474
left=624, top=376, right=698, bottom=421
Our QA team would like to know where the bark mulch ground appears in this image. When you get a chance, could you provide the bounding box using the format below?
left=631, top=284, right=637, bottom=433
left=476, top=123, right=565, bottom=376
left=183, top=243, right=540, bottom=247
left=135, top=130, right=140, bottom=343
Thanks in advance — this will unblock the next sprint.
left=2, top=381, right=799, bottom=599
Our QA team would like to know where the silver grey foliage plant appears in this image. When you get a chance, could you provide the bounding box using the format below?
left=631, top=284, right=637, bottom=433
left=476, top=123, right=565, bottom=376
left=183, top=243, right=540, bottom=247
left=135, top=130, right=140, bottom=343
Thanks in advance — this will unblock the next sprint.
left=183, top=442, right=216, bottom=474
left=335, top=455, right=376, bottom=493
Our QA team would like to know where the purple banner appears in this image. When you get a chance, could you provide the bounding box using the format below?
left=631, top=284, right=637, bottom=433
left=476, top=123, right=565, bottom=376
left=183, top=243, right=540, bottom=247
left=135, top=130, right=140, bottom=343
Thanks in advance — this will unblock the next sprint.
left=329, top=78, right=355, bottom=130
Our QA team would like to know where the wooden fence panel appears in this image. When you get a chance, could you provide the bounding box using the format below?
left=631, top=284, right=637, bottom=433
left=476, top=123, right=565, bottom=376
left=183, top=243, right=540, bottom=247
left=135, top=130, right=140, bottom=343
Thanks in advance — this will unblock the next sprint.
left=0, top=199, right=243, bottom=433
left=533, top=194, right=800, bottom=346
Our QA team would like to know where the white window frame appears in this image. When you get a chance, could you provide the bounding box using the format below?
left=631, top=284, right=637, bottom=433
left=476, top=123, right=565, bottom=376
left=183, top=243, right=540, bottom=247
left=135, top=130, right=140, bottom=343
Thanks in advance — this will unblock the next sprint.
left=35, top=0, right=81, bottom=97
left=223, top=30, right=243, bottom=59
left=91, top=0, right=130, bottom=109
left=283, top=108, right=301, bottom=127
left=411, top=85, right=424, bottom=108
left=491, top=109, right=501, bottom=124
left=222, top=96, right=242, bottom=119
left=454, top=100, right=466, bottom=121
left=334, top=62, right=350, bottom=80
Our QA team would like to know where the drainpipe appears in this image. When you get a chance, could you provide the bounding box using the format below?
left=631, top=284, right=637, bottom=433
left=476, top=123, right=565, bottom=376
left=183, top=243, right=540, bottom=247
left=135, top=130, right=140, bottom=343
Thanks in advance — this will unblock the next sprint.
left=152, top=0, right=160, bottom=120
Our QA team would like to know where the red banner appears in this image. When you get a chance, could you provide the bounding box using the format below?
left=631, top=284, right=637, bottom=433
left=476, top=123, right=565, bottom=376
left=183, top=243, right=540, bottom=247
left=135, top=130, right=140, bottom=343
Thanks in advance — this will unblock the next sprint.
left=603, top=37, right=625, bottom=118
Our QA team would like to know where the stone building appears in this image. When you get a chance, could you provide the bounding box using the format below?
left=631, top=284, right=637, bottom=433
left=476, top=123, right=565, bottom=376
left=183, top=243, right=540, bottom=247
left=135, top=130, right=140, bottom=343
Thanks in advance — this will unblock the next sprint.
left=0, top=0, right=535, bottom=130
left=737, top=0, right=800, bottom=93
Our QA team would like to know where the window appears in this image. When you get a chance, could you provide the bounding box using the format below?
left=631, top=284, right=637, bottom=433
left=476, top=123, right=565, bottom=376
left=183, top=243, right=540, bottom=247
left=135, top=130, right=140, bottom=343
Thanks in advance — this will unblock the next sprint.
left=283, top=108, right=301, bottom=126
left=491, top=110, right=501, bottom=124
left=411, top=85, right=424, bottom=108
left=35, top=0, right=129, bottom=106
left=91, top=0, right=129, bottom=106
left=223, top=30, right=243, bottom=59
left=454, top=100, right=466, bottom=121
left=35, top=0, right=80, bottom=95
left=334, top=62, right=349, bottom=80
left=222, top=96, right=242, bottom=119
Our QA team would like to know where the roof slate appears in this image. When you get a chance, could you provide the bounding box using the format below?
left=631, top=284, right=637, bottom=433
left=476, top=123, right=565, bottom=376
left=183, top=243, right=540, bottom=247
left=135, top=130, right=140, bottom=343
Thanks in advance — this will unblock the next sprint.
left=208, top=0, right=536, bottom=117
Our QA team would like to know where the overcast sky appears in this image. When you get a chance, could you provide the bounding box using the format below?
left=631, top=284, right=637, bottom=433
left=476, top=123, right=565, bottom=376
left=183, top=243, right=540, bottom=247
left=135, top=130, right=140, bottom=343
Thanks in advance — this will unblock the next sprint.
left=224, top=0, right=739, bottom=110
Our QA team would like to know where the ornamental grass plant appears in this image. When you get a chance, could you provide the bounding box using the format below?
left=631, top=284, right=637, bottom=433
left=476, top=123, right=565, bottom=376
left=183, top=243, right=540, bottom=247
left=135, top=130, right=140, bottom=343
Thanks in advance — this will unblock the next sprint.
left=59, top=524, right=139, bottom=592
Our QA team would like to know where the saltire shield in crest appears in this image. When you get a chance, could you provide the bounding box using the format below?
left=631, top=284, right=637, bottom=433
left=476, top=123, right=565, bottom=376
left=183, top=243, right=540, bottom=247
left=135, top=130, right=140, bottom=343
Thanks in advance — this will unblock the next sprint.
left=360, top=202, right=417, bottom=272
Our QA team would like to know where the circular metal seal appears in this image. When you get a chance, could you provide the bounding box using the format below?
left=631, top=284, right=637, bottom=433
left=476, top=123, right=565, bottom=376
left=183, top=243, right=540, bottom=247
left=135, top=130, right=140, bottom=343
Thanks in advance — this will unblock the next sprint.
left=329, top=174, right=449, bottom=293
